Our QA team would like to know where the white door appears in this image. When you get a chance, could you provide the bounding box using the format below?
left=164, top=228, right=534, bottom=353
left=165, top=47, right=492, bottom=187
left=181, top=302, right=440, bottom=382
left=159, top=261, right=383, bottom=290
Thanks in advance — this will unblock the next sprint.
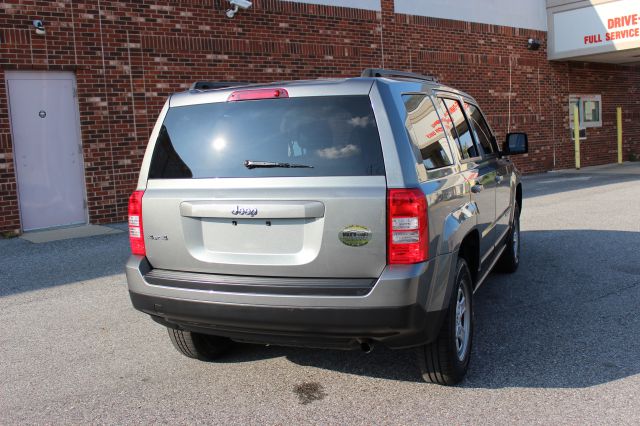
left=6, top=71, right=87, bottom=231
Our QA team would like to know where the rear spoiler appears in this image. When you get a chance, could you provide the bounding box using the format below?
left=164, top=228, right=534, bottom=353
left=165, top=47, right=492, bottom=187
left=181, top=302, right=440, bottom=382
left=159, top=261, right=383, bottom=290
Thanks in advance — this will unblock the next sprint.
left=361, top=68, right=437, bottom=83
left=189, top=81, right=251, bottom=91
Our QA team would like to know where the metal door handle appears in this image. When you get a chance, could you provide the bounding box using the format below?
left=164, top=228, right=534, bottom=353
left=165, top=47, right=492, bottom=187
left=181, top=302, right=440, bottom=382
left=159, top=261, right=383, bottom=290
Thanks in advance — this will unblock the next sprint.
left=180, top=200, right=325, bottom=219
left=471, top=184, right=483, bottom=193
left=495, top=175, right=504, bottom=183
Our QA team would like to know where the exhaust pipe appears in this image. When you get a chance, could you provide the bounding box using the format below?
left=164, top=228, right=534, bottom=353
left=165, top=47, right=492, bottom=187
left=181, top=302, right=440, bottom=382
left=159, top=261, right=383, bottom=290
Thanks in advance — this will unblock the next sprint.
left=360, top=341, right=374, bottom=353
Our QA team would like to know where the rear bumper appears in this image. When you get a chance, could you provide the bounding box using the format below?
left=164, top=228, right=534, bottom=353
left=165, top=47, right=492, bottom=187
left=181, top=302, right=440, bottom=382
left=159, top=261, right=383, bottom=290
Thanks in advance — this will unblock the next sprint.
left=126, top=254, right=455, bottom=350
left=129, top=291, right=443, bottom=350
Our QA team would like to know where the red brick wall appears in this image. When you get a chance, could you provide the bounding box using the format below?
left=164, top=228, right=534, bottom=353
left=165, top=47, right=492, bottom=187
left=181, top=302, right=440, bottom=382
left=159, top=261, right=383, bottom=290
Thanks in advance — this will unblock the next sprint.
left=0, top=0, right=638, bottom=232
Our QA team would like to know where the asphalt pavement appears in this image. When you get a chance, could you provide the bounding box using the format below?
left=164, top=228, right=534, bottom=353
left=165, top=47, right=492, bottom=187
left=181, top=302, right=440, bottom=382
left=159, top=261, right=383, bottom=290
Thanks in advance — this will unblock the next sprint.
left=1, top=163, right=639, bottom=424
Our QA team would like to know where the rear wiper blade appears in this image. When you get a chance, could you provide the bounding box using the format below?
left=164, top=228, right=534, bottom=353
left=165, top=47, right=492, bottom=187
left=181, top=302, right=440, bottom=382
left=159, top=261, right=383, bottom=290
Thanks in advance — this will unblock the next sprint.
left=244, top=160, right=314, bottom=169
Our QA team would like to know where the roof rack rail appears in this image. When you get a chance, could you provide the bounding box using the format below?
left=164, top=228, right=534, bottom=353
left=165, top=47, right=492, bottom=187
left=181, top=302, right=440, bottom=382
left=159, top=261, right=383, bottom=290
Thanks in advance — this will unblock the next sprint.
left=360, top=68, right=437, bottom=82
left=190, top=81, right=251, bottom=91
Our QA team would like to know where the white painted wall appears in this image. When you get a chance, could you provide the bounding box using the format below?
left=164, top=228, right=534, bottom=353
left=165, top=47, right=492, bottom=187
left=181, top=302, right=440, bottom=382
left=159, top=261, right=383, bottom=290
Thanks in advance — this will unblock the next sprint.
left=282, top=0, right=381, bottom=11
left=394, top=0, right=547, bottom=30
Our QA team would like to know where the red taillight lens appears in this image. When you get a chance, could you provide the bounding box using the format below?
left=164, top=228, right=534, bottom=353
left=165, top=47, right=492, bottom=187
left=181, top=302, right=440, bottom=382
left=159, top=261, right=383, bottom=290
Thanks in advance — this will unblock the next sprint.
left=227, top=88, right=289, bottom=102
left=128, top=190, right=146, bottom=256
left=387, top=188, right=428, bottom=264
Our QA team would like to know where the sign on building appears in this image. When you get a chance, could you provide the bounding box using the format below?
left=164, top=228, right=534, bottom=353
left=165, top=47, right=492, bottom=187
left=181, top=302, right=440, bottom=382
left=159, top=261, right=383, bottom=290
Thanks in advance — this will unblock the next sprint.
left=548, top=0, right=640, bottom=62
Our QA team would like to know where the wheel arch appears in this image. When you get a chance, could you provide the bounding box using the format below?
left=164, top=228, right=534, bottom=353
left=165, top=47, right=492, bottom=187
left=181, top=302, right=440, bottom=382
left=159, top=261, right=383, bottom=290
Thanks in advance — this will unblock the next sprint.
left=457, top=230, right=480, bottom=285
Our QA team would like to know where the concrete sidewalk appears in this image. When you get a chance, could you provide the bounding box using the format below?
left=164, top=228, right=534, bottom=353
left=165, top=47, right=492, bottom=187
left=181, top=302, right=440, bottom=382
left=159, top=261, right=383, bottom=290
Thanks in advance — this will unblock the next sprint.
left=20, top=224, right=123, bottom=244
left=526, top=161, right=640, bottom=178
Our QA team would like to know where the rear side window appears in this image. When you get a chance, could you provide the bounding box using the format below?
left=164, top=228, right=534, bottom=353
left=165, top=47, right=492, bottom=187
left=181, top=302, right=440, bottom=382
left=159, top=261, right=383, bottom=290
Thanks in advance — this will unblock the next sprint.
left=441, top=99, right=479, bottom=159
left=465, top=102, right=495, bottom=155
left=148, top=96, right=385, bottom=179
left=402, top=94, right=453, bottom=170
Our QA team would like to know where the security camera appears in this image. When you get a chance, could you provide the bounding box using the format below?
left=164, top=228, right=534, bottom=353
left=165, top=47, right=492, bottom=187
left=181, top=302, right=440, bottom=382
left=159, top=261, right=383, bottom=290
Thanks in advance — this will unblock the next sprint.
left=33, top=19, right=45, bottom=36
left=226, top=0, right=252, bottom=18
left=527, top=38, right=541, bottom=51
left=230, top=0, right=252, bottom=9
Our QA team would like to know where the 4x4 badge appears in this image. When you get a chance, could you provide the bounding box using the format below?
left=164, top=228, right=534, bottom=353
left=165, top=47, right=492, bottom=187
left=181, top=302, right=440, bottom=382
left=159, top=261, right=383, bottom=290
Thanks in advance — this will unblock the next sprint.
left=339, top=225, right=372, bottom=247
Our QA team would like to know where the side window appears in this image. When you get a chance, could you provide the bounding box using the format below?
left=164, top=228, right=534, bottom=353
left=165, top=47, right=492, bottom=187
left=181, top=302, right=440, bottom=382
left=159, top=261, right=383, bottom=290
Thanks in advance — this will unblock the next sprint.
left=465, top=102, right=495, bottom=155
left=432, top=96, right=460, bottom=159
left=441, top=98, right=479, bottom=159
left=402, top=94, right=454, bottom=170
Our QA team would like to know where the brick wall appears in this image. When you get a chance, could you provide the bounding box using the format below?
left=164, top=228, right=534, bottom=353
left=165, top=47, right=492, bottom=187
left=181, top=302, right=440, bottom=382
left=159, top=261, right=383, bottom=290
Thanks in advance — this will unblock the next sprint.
left=0, top=0, right=638, bottom=232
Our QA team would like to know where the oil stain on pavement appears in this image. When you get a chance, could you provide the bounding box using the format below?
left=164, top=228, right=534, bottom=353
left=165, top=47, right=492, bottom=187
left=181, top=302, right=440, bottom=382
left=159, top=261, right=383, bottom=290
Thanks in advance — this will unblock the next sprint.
left=293, top=382, right=327, bottom=405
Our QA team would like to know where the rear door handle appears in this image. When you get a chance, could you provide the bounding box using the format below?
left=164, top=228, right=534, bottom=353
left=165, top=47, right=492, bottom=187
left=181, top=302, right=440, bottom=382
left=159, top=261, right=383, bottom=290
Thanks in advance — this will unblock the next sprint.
left=180, top=200, right=325, bottom=219
left=471, top=184, right=483, bottom=193
left=495, top=175, right=504, bottom=183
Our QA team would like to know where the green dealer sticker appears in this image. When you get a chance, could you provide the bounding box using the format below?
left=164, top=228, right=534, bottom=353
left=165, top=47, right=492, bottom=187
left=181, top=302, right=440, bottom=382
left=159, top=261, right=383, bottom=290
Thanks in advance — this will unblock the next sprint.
left=339, top=225, right=372, bottom=247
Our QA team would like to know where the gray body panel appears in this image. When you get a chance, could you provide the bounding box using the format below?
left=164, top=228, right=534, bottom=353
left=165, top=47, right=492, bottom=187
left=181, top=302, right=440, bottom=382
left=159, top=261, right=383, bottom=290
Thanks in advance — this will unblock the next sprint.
left=127, top=75, right=522, bottom=349
left=142, top=177, right=387, bottom=278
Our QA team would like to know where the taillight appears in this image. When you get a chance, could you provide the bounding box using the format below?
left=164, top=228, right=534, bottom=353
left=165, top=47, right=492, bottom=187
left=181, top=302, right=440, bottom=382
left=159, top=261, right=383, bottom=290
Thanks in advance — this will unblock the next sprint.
left=227, top=88, right=289, bottom=102
left=387, top=188, right=428, bottom=264
left=128, top=190, right=146, bottom=256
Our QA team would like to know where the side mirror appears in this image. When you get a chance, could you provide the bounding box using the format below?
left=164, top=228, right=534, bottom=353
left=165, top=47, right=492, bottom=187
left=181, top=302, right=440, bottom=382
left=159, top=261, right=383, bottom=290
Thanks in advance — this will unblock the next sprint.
left=503, top=133, right=528, bottom=155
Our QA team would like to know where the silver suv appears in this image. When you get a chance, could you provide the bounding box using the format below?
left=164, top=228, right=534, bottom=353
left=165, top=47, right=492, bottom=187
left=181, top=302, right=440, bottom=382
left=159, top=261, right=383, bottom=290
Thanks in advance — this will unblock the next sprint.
left=126, top=69, right=528, bottom=385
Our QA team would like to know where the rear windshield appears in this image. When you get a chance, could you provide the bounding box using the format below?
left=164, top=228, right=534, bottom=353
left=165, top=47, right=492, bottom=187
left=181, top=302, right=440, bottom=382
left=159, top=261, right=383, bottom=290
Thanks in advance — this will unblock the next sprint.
left=148, top=95, right=385, bottom=179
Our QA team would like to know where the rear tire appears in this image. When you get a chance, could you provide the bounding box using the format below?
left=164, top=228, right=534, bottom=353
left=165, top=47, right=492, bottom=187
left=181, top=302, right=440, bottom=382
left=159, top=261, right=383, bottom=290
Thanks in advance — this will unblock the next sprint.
left=497, top=203, right=520, bottom=273
left=167, top=328, right=232, bottom=361
left=417, top=258, right=473, bottom=385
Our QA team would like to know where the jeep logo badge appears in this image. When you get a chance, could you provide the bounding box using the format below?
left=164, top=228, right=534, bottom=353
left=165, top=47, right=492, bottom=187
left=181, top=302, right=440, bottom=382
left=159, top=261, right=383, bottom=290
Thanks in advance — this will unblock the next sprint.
left=231, top=206, right=258, bottom=217
left=339, top=225, right=372, bottom=247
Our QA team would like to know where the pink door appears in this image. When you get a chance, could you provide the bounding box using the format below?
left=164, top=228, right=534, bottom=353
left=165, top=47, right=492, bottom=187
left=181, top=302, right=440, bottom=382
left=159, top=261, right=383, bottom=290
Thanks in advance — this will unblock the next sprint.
left=6, top=71, right=87, bottom=231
